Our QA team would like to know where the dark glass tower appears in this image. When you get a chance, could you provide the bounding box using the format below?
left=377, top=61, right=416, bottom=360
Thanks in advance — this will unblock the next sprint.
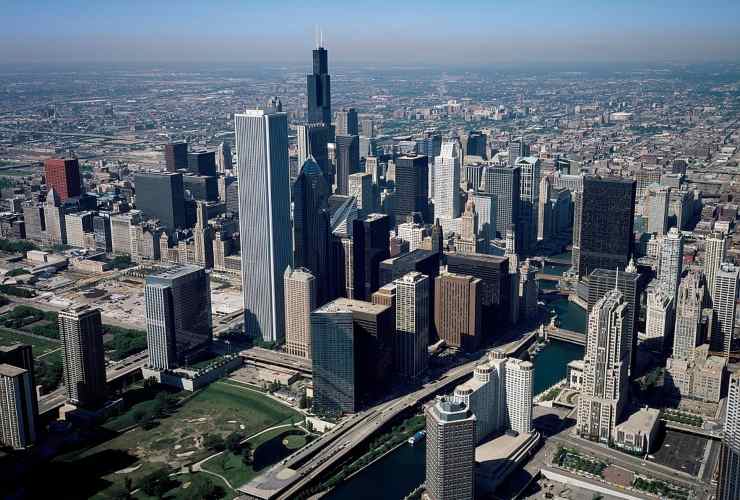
left=394, top=155, right=429, bottom=224
left=572, top=176, right=636, bottom=279
left=293, top=158, right=334, bottom=305
left=307, top=46, right=331, bottom=125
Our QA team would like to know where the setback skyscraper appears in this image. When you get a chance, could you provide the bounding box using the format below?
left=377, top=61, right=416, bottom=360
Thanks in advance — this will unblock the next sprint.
left=235, top=104, right=292, bottom=342
left=307, top=45, right=331, bottom=125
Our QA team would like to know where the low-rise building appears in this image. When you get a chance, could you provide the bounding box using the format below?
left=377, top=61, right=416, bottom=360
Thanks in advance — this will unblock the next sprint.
left=613, top=407, right=661, bottom=455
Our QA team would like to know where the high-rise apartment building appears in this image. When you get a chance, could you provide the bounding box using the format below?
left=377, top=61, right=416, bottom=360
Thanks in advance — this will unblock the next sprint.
left=145, top=265, right=212, bottom=370
left=434, top=272, right=482, bottom=351
left=706, top=232, right=728, bottom=304
left=572, top=176, right=636, bottom=279
left=719, top=372, right=740, bottom=500
left=658, top=227, right=684, bottom=301
left=434, top=141, right=462, bottom=223
left=425, top=396, right=476, bottom=500
left=0, top=364, right=36, bottom=450
left=480, top=164, right=521, bottom=239
left=394, top=272, right=430, bottom=379
left=284, top=267, right=316, bottom=359
left=577, top=289, right=629, bottom=444
left=714, top=263, right=739, bottom=357
left=44, top=158, right=82, bottom=202
left=235, top=105, right=292, bottom=342
left=505, top=358, right=534, bottom=435
left=307, top=45, right=331, bottom=125
left=164, top=142, right=188, bottom=172
left=58, top=305, right=107, bottom=409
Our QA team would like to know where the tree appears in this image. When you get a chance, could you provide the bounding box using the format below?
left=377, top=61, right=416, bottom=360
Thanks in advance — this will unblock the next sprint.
left=203, top=433, right=226, bottom=452
left=226, top=432, right=244, bottom=454
left=241, top=442, right=253, bottom=465
left=181, top=475, right=223, bottom=500
left=138, top=468, right=174, bottom=497
left=298, top=393, right=308, bottom=409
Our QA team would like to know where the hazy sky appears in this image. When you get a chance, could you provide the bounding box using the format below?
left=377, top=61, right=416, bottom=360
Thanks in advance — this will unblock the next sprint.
left=2, top=0, right=739, bottom=65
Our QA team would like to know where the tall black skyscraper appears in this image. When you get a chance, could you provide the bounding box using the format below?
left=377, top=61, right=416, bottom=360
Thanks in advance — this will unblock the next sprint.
left=395, top=155, right=429, bottom=224
left=352, top=213, right=390, bottom=300
left=481, top=165, right=521, bottom=239
left=164, top=142, right=188, bottom=172
left=307, top=46, right=331, bottom=126
left=572, top=176, right=636, bottom=279
left=134, top=171, right=186, bottom=230
left=293, top=158, right=334, bottom=304
left=335, top=134, right=360, bottom=195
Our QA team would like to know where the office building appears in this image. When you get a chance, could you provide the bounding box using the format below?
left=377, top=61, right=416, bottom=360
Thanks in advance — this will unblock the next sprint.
left=0, top=364, right=36, bottom=449
left=647, top=186, right=669, bottom=235
left=672, top=271, right=706, bottom=363
left=335, top=108, right=358, bottom=136
left=164, top=142, right=188, bottom=172
left=446, top=252, right=511, bottom=328
left=348, top=172, right=373, bottom=217
left=587, top=268, right=640, bottom=375
left=397, top=219, right=426, bottom=252
left=134, top=171, right=186, bottom=230
left=394, top=272, right=429, bottom=379
left=508, top=138, right=529, bottom=164
left=59, top=305, right=107, bottom=409
left=183, top=174, right=219, bottom=202
left=284, top=267, right=316, bottom=359
left=22, top=203, right=45, bottom=242
left=44, top=158, right=82, bottom=202
left=434, top=272, right=482, bottom=351
left=643, top=287, right=674, bottom=352
left=714, top=263, right=739, bottom=357
left=186, top=151, right=217, bottom=176
left=425, top=396, right=476, bottom=500
left=577, top=289, right=629, bottom=444
left=705, top=232, right=727, bottom=304
left=519, top=259, right=538, bottom=322
left=572, top=176, right=636, bottom=279
left=480, top=164, right=520, bottom=239
left=465, top=131, right=487, bottom=158
left=64, top=211, right=94, bottom=248
left=658, top=227, right=684, bottom=301
left=235, top=105, right=292, bottom=343
left=394, top=155, right=429, bottom=224
left=43, top=189, right=66, bottom=245
left=145, top=265, right=212, bottom=370
left=335, top=134, right=360, bottom=195
left=352, top=213, right=390, bottom=301
left=93, top=214, right=112, bottom=253
left=471, top=192, right=496, bottom=247
left=719, top=373, right=740, bottom=500
left=110, top=211, right=140, bottom=256
left=434, top=141, right=462, bottom=222
left=293, top=158, right=333, bottom=304
left=216, top=142, right=232, bottom=173
left=296, top=123, right=332, bottom=180
left=515, top=156, right=541, bottom=254
left=307, top=45, right=331, bottom=125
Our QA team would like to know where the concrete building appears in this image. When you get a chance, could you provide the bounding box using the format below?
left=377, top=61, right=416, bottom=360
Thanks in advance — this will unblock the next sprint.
left=480, top=164, right=520, bottom=239
left=235, top=105, right=292, bottom=343
left=434, top=141, right=462, bottom=223
left=425, top=396, right=476, bottom=500
left=0, top=364, right=36, bottom=449
left=58, top=305, right=107, bottom=409
left=643, top=287, right=674, bottom=352
left=577, top=289, right=629, bottom=444
left=658, top=227, right=684, bottom=301
left=518, top=259, right=538, bottom=322
left=394, top=272, right=429, bottom=380
left=613, top=407, right=661, bottom=455
left=434, top=272, right=482, bottom=351
left=22, top=203, right=45, bottom=242
left=672, top=271, right=705, bottom=363
left=110, top=211, right=140, bottom=256
left=705, top=232, right=727, bottom=304
left=348, top=172, right=373, bottom=217
left=647, top=186, right=669, bottom=235
left=720, top=372, right=740, bottom=500
left=144, top=265, right=212, bottom=370
left=714, top=263, right=738, bottom=357
left=397, top=219, right=426, bottom=252
left=284, top=267, right=316, bottom=359
left=64, top=211, right=94, bottom=249
left=43, top=189, right=66, bottom=246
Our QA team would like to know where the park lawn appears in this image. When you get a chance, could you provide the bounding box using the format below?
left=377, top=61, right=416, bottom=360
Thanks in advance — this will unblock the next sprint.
left=202, top=425, right=311, bottom=487
left=131, top=472, right=237, bottom=500
left=0, top=326, right=59, bottom=355
left=55, top=381, right=300, bottom=499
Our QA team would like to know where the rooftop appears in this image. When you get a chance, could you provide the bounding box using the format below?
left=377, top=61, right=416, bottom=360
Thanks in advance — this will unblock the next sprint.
left=0, top=363, right=27, bottom=377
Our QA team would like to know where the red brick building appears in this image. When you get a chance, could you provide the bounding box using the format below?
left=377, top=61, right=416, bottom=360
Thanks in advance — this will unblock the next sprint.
left=44, top=158, right=82, bottom=201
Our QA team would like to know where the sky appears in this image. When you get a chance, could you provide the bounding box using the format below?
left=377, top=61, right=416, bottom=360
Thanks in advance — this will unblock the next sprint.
left=1, top=0, right=739, bottom=65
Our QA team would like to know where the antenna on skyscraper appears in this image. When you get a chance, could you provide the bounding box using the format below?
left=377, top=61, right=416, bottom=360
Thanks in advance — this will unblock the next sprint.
left=320, top=28, right=324, bottom=48
left=315, top=25, right=319, bottom=49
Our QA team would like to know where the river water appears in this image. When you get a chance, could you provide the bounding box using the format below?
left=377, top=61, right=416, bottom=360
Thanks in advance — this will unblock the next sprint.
left=325, top=292, right=586, bottom=500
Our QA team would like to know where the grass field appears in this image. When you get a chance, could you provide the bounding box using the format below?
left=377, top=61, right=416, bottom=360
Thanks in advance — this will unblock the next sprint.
left=202, top=426, right=312, bottom=487
left=0, top=326, right=58, bottom=355
left=41, top=381, right=301, bottom=499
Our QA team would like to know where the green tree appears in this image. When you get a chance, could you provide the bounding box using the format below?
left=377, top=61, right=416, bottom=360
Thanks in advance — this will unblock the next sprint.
left=203, top=433, right=226, bottom=452
left=226, top=432, right=244, bottom=454
left=138, top=468, right=174, bottom=497
left=180, top=475, right=223, bottom=500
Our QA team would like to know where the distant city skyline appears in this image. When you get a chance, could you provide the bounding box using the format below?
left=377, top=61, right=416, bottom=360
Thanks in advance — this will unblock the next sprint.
left=2, top=1, right=740, bottom=64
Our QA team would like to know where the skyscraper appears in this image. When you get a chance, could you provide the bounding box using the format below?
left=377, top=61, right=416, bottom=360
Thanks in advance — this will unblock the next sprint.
left=515, top=156, right=541, bottom=255
left=647, top=186, right=669, bottom=235
left=58, top=305, right=107, bottom=409
left=134, top=171, right=186, bottom=230
left=164, top=142, right=188, bottom=172
left=145, top=265, right=212, bottom=370
left=705, top=232, right=727, bottom=304
left=293, top=158, right=333, bottom=305
left=572, top=176, right=636, bottom=279
left=187, top=151, right=217, bottom=176
left=508, top=137, right=529, bottom=164
left=348, top=172, right=373, bottom=217
left=480, top=164, right=521, bottom=239
left=335, top=108, right=358, bottom=136
left=44, top=157, right=82, bottom=202
left=658, top=227, right=684, bottom=301
left=352, top=213, right=390, bottom=300
left=719, top=372, right=740, bottom=500
left=714, top=263, right=739, bottom=357
left=307, top=45, right=331, bottom=125
left=434, top=141, right=462, bottom=223
left=394, top=155, right=429, bottom=224
left=296, top=123, right=332, bottom=180
left=505, top=358, right=534, bottom=434
left=434, top=272, right=482, bottom=351
left=311, top=302, right=355, bottom=416
left=284, top=267, right=317, bottom=359
left=425, top=396, right=476, bottom=500
left=0, top=364, right=36, bottom=450
left=644, top=287, right=674, bottom=352
left=235, top=105, right=292, bottom=342
left=577, top=289, right=629, bottom=444
left=334, top=134, right=360, bottom=195
left=394, top=272, right=430, bottom=380
left=216, top=142, right=232, bottom=173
